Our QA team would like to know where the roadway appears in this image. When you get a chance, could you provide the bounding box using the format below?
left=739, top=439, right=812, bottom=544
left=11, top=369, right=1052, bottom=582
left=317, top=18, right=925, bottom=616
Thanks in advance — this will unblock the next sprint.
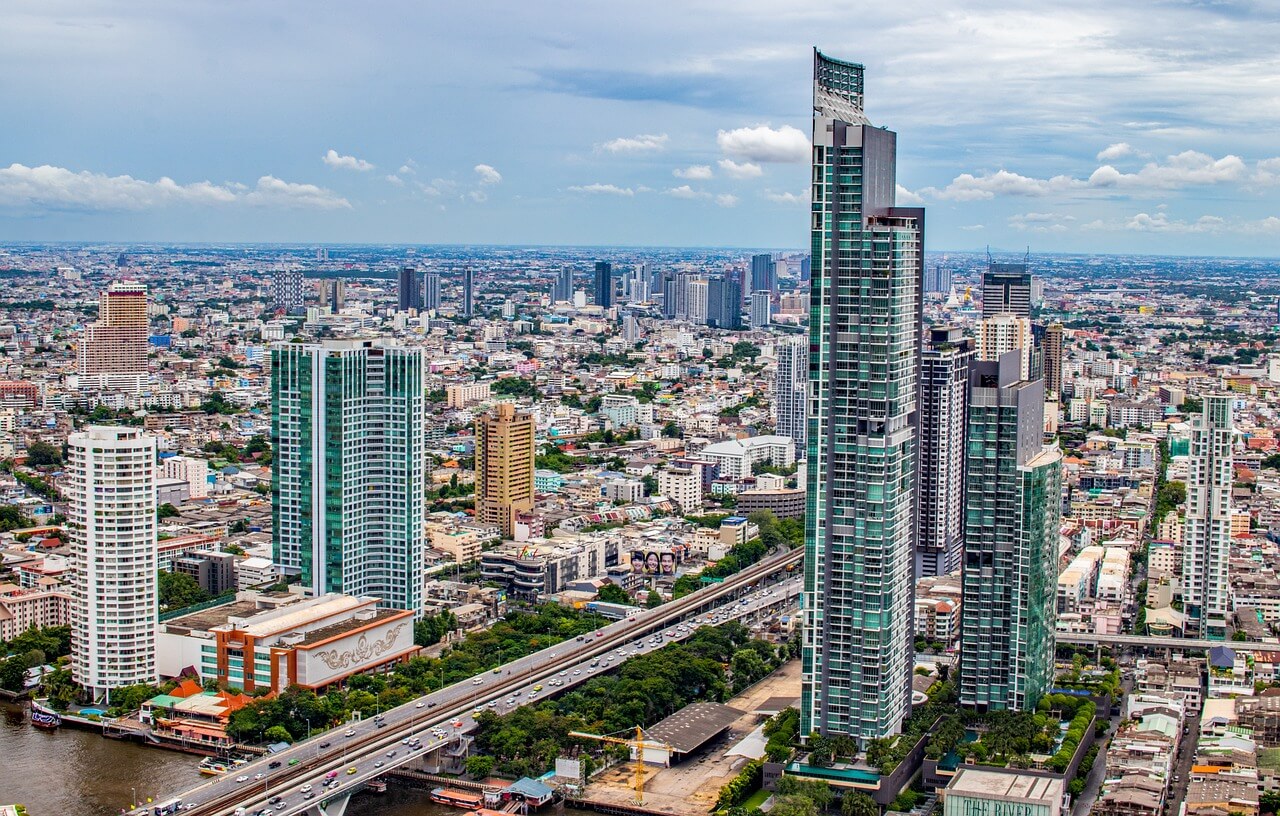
left=1057, top=631, right=1280, bottom=651
left=152, top=548, right=802, bottom=816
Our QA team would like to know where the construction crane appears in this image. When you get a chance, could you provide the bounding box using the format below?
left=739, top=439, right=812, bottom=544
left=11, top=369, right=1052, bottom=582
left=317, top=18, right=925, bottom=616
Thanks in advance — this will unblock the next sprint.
left=568, top=726, right=674, bottom=805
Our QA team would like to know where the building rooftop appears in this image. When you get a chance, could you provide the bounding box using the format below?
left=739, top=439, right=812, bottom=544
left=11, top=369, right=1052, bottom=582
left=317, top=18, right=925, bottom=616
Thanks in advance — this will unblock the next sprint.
left=946, top=767, right=1064, bottom=803
left=646, top=701, right=744, bottom=755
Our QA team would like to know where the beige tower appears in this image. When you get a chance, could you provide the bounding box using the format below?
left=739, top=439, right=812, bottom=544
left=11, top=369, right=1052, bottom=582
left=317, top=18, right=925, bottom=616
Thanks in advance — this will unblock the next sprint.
left=476, top=403, right=535, bottom=540
left=78, top=281, right=149, bottom=379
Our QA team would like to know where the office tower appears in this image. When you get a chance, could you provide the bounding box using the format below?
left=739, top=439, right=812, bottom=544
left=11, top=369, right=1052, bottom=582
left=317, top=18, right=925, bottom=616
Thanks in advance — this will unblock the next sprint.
left=774, top=337, right=807, bottom=460
left=271, top=340, right=425, bottom=612
left=273, top=268, right=305, bottom=313
left=397, top=266, right=423, bottom=312
left=1182, top=394, right=1234, bottom=640
left=800, top=255, right=811, bottom=282
left=554, top=268, right=574, bottom=303
left=917, top=326, right=974, bottom=578
left=982, top=263, right=1033, bottom=318
left=594, top=261, right=613, bottom=309
left=314, top=278, right=345, bottom=312
left=959, top=352, right=1061, bottom=711
left=751, top=291, right=773, bottom=328
left=976, top=314, right=1033, bottom=381
left=622, top=313, right=642, bottom=343
left=751, top=253, right=776, bottom=297
left=1042, top=323, right=1063, bottom=397
left=707, top=277, right=743, bottom=330
left=476, top=403, right=535, bottom=540
left=923, top=265, right=952, bottom=294
left=78, top=280, right=149, bottom=379
left=68, top=426, right=158, bottom=701
left=462, top=267, right=475, bottom=317
left=661, top=274, right=678, bottom=319
left=424, top=273, right=442, bottom=311
left=802, top=50, right=925, bottom=744
left=685, top=280, right=709, bottom=324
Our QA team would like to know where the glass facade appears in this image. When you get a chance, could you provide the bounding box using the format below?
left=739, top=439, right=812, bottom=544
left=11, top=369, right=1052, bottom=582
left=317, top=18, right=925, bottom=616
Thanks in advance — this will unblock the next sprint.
left=802, top=50, right=924, bottom=744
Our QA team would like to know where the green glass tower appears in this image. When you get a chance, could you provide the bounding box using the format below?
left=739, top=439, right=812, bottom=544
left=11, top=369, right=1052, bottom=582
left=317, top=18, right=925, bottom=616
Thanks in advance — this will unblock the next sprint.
left=271, top=339, right=426, bottom=613
left=959, top=352, right=1061, bottom=711
left=802, top=50, right=925, bottom=744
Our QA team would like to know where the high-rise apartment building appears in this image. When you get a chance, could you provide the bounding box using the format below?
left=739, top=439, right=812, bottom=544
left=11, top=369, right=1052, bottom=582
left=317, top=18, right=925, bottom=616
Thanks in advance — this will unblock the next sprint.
left=78, top=281, right=149, bottom=381
left=315, top=278, right=345, bottom=312
left=750, top=291, right=773, bottom=328
left=803, top=50, right=924, bottom=744
left=462, top=267, right=475, bottom=317
left=397, top=266, right=423, bottom=312
left=1182, top=394, right=1234, bottom=640
left=958, top=353, right=1061, bottom=711
left=68, top=426, right=158, bottom=701
left=976, top=314, right=1034, bottom=381
left=1043, top=323, right=1064, bottom=397
left=774, top=336, right=807, bottom=460
left=271, top=340, right=425, bottom=613
left=594, top=261, right=613, bottom=309
left=685, top=279, right=709, bottom=324
left=273, top=268, right=305, bottom=313
left=708, top=277, right=743, bottom=330
left=554, top=268, right=574, bottom=303
left=476, top=403, right=535, bottom=540
left=917, top=326, right=973, bottom=578
left=424, top=273, right=442, bottom=311
left=982, top=264, right=1033, bottom=319
left=750, top=254, right=776, bottom=298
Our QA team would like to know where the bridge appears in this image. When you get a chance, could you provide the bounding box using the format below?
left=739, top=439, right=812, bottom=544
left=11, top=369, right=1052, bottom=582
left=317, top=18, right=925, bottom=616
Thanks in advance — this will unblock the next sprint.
left=149, top=548, right=803, bottom=816
left=1058, top=631, right=1280, bottom=652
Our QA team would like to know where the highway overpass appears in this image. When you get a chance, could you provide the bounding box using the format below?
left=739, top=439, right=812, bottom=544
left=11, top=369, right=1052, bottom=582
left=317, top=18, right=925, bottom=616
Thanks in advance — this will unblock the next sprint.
left=149, top=548, right=803, bottom=816
left=1058, top=631, right=1280, bottom=652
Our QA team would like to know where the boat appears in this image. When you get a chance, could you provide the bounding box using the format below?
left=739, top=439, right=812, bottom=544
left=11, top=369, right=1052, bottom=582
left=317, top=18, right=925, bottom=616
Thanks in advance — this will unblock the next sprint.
left=367, top=779, right=387, bottom=793
left=30, top=699, right=61, bottom=729
left=431, top=787, right=485, bottom=809
left=198, top=756, right=250, bottom=775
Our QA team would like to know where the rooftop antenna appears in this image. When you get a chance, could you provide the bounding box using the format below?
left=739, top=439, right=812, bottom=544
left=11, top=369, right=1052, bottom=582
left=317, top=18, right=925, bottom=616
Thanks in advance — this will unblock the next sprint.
left=1025, top=246, right=1030, bottom=264
left=986, top=245, right=992, bottom=265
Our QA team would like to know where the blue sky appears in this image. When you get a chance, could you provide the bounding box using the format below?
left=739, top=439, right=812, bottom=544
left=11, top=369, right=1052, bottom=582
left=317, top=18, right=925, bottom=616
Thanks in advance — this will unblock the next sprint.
left=2, top=0, right=1279, bottom=255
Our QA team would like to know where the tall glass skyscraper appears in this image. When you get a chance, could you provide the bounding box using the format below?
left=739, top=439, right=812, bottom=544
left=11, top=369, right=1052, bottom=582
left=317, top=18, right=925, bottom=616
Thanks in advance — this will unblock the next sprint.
left=594, top=261, right=613, bottom=309
left=271, top=339, right=426, bottom=613
left=958, top=352, right=1061, bottom=711
left=802, top=50, right=925, bottom=744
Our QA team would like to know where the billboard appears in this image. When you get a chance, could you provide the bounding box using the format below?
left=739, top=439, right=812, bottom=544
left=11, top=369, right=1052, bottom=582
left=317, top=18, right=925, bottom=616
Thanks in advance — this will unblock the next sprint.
left=629, top=547, right=683, bottom=575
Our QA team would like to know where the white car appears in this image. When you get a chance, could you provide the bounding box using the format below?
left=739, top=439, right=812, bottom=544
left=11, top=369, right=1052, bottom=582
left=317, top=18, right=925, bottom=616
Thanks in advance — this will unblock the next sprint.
left=472, top=678, right=483, bottom=685
left=573, top=669, right=582, bottom=676
left=415, top=702, right=425, bottom=708
left=235, top=775, right=249, bottom=783
left=300, top=784, right=312, bottom=793
left=344, top=729, right=355, bottom=737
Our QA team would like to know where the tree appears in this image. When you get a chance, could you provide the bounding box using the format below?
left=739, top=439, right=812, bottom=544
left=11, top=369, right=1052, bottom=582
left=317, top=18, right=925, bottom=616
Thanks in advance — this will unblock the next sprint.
left=158, top=503, right=180, bottom=520
left=158, top=570, right=210, bottom=611
left=0, top=505, right=33, bottom=533
left=264, top=725, right=293, bottom=744
left=646, top=589, right=664, bottom=608
left=0, top=655, right=28, bottom=692
left=843, top=791, right=879, bottom=816
left=465, top=755, right=495, bottom=779
left=596, top=583, right=631, bottom=605
left=24, top=441, right=62, bottom=468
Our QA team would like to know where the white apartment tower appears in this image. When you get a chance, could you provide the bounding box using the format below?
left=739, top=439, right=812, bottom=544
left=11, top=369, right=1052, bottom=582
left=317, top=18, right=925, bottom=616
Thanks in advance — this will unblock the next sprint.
left=68, top=426, right=159, bottom=702
left=976, top=313, right=1033, bottom=381
left=1182, top=394, right=1234, bottom=640
left=774, top=337, right=808, bottom=460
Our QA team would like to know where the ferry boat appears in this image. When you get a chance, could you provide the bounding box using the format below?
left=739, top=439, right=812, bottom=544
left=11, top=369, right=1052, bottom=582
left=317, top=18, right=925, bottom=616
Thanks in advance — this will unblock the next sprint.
left=430, top=787, right=485, bottom=809
left=30, top=699, right=61, bottom=729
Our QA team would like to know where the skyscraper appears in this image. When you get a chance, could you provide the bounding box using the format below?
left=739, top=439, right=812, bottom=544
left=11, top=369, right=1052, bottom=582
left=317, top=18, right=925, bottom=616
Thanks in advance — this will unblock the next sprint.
left=774, top=336, right=807, bottom=460
left=1042, top=323, right=1064, bottom=397
left=1182, top=394, right=1234, bottom=640
left=78, top=281, right=149, bottom=383
left=68, top=426, right=158, bottom=702
left=662, top=274, right=679, bottom=319
left=976, top=313, right=1034, bottom=381
left=315, top=278, right=345, bottom=312
left=271, top=340, right=425, bottom=612
left=750, top=253, right=776, bottom=298
left=554, top=268, right=574, bottom=303
left=273, top=267, right=305, bottom=313
left=397, top=266, right=423, bottom=312
left=750, top=291, right=773, bottom=328
left=958, top=352, right=1061, bottom=711
left=917, top=326, right=974, bottom=578
left=802, top=50, right=924, bottom=744
left=685, top=279, right=709, bottom=324
left=476, top=403, right=535, bottom=540
left=923, top=265, right=952, bottom=294
left=594, top=261, right=613, bottom=309
left=424, top=272, right=442, bottom=311
left=982, top=264, right=1033, bottom=319
left=462, top=267, right=475, bottom=317
left=707, top=277, right=743, bottom=330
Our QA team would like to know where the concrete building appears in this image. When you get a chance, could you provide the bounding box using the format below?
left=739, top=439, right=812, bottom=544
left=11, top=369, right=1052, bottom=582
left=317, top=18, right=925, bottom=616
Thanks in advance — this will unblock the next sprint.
left=476, top=403, right=535, bottom=540
left=1183, top=395, right=1234, bottom=640
left=658, top=467, right=702, bottom=515
left=976, top=314, right=1034, bottom=381
left=272, top=267, right=305, bottom=313
left=1043, top=323, right=1064, bottom=397
left=78, top=281, right=149, bottom=387
left=774, top=336, right=807, bottom=460
left=554, top=268, right=573, bottom=303
left=941, top=768, right=1063, bottom=816
left=68, top=426, right=159, bottom=702
left=594, top=261, right=613, bottom=309
left=803, top=49, right=924, bottom=744
left=981, top=264, right=1033, bottom=319
left=735, top=487, right=806, bottom=519
left=750, top=291, right=773, bottom=328
left=271, top=340, right=426, bottom=613
left=0, top=584, right=73, bottom=642
left=446, top=381, right=492, bottom=408
left=397, top=266, right=422, bottom=312
left=461, top=266, right=474, bottom=317
left=699, top=435, right=794, bottom=481
left=917, top=325, right=973, bottom=577
left=162, top=455, right=209, bottom=499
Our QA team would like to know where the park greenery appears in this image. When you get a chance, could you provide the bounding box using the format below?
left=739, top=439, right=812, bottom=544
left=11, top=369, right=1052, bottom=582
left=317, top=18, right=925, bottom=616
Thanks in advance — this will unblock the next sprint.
left=158, top=570, right=212, bottom=612
left=0, top=625, right=71, bottom=692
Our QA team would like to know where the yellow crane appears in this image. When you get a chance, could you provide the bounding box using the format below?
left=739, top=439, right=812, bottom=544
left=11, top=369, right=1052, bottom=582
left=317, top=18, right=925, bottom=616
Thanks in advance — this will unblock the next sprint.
left=568, top=725, right=673, bottom=805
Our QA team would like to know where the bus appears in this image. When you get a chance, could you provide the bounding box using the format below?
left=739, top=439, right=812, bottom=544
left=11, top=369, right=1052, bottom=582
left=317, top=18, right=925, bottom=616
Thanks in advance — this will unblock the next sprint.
left=153, top=799, right=184, bottom=816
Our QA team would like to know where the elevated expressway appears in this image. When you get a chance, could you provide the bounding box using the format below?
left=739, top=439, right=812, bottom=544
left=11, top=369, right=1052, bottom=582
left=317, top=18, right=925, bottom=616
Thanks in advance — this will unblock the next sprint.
left=156, top=548, right=803, bottom=816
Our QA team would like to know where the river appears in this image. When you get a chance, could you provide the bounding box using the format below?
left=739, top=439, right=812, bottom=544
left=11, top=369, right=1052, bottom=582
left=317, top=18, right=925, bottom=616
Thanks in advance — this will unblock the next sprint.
left=0, top=702, right=587, bottom=816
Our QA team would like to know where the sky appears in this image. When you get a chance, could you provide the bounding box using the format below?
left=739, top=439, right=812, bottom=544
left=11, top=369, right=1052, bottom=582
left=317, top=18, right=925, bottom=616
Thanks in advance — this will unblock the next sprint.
left=2, top=0, right=1279, bottom=255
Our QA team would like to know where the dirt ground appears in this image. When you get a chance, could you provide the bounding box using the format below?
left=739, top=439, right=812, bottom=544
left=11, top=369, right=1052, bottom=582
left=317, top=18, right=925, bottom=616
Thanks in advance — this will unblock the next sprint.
left=585, top=659, right=801, bottom=813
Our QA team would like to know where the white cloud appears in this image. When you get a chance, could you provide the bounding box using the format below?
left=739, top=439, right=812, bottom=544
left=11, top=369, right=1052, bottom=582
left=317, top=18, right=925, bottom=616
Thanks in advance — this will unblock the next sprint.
left=1008, top=212, right=1076, bottom=233
left=384, top=174, right=404, bottom=186
left=896, top=184, right=924, bottom=205
left=244, top=176, right=351, bottom=209
left=1096, top=143, right=1136, bottom=161
left=322, top=149, right=374, bottom=171
left=960, top=224, right=986, bottom=231
left=762, top=189, right=806, bottom=205
left=598, top=133, right=669, bottom=153
left=568, top=183, right=635, bottom=196
left=921, top=170, right=1086, bottom=201
left=418, top=178, right=457, bottom=197
left=1089, top=151, right=1246, bottom=189
left=1253, top=158, right=1280, bottom=185
left=673, top=165, right=713, bottom=180
left=716, top=125, right=809, bottom=163
left=468, top=189, right=488, bottom=203
left=665, top=185, right=709, bottom=200
left=716, top=194, right=739, bottom=207
left=473, top=164, right=502, bottom=185
left=397, top=162, right=417, bottom=175
left=1079, top=212, right=1275, bottom=234
left=0, top=163, right=351, bottom=211
left=717, top=159, right=763, bottom=179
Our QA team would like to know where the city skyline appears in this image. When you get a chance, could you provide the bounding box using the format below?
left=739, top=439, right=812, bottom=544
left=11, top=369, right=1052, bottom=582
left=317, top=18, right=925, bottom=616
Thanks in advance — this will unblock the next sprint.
left=2, top=2, right=1279, bottom=254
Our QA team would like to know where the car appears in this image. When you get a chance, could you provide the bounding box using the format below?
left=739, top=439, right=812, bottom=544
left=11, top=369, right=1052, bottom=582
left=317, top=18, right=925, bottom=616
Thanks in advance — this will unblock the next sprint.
left=573, top=669, right=582, bottom=675
left=472, top=678, right=483, bottom=685
left=234, top=810, right=246, bottom=816
left=559, top=670, right=567, bottom=677
left=254, top=773, right=266, bottom=781
left=415, top=701, right=424, bottom=708
left=344, top=728, right=355, bottom=736
left=300, top=785, right=312, bottom=793
left=268, top=760, right=281, bottom=769
left=376, top=720, right=387, bottom=728
left=347, top=767, right=358, bottom=775
left=374, top=761, right=384, bottom=768
left=319, top=741, right=331, bottom=749
left=288, top=758, right=299, bottom=766
left=492, top=667, right=502, bottom=674
left=533, top=684, right=543, bottom=691
left=303, top=792, right=315, bottom=800
left=402, top=738, right=411, bottom=744
left=235, top=775, right=249, bottom=783
left=452, top=719, right=463, bottom=727
left=595, top=631, right=603, bottom=638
